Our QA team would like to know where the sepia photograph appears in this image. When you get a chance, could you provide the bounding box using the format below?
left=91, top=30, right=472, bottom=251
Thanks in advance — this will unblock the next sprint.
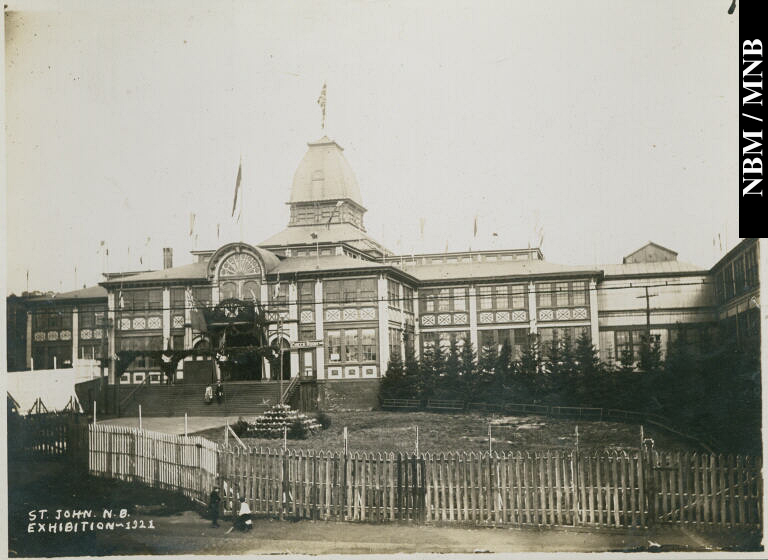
left=2, top=0, right=763, bottom=557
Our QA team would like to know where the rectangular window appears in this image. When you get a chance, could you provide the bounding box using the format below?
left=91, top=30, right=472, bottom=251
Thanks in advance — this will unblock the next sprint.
left=724, top=264, right=735, bottom=299
left=511, top=285, right=526, bottom=309
left=327, top=330, right=341, bottom=362
left=362, top=328, right=377, bottom=361
left=734, top=256, right=745, bottom=295
left=555, top=282, right=569, bottom=307
left=171, top=288, right=186, bottom=314
left=571, top=281, right=587, bottom=305
left=149, top=290, right=163, bottom=311
left=537, top=283, right=552, bottom=307
left=388, top=328, right=401, bottom=359
left=388, top=279, right=400, bottom=307
left=402, top=286, right=414, bottom=313
left=495, top=285, right=508, bottom=309
left=172, top=335, right=185, bottom=350
left=453, top=288, right=467, bottom=311
left=745, top=247, right=758, bottom=289
left=479, top=286, right=493, bottom=310
left=79, top=308, right=93, bottom=329
left=422, top=331, right=438, bottom=352
left=344, top=330, right=359, bottom=361
left=342, top=280, right=358, bottom=303
left=324, top=280, right=341, bottom=304
left=438, top=288, right=451, bottom=312
left=270, top=282, right=289, bottom=306
left=192, top=287, right=212, bottom=306
left=359, top=278, right=377, bottom=304
left=299, top=325, right=315, bottom=341
left=614, top=330, right=642, bottom=361
left=299, top=281, right=314, bottom=305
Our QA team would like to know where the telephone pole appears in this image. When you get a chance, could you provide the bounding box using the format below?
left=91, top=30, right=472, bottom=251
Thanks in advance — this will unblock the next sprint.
left=636, top=285, right=659, bottom=337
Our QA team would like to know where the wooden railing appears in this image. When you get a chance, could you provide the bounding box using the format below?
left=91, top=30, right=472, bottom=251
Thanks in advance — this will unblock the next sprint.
left=281, top=376, right=299, bottom=405
left=117, top=375, right=150, bottom=415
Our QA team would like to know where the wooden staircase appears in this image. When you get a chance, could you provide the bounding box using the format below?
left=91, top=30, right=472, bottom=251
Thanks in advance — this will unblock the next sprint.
left=117, top=382, right=286, bottom=417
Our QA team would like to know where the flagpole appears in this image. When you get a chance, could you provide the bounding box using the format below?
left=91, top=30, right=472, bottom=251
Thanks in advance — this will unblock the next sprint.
left=240, top=153, right=244, bottom=242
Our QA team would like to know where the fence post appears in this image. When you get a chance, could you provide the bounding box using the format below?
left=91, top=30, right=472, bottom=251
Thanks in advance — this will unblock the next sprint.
left=641, top=436, right=655, bottom=528
left=342, top=427, right=348, bottom=521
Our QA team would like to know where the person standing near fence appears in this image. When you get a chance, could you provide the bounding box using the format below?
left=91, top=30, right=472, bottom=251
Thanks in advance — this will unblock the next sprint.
left=208, top=486, right=221, bottom=528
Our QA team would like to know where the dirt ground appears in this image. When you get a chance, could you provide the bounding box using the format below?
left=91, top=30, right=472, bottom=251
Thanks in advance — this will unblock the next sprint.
left=7, top=460, right=761, bottom=557
left=190, top=410, right=702, bottom=453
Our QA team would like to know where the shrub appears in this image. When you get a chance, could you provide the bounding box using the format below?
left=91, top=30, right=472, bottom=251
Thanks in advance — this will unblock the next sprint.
left=232, top=417, right=250, bottom=438
left=287, top=418, right=309, bottom=439
left=315, top=411, right=332, bottom=430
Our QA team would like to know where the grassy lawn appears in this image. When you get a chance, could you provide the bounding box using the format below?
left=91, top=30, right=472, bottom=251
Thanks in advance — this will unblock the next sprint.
left=192, top=410, right=700, bottom=454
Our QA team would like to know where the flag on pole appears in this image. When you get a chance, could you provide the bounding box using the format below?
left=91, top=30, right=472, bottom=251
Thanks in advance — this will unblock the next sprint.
left=473, top=215, right=478, bottom=238
left=419, top=218, right=425, bottom=240
left=327, top=200, right=344, bottom=229
left=232, top=158, right=242, bottom=218
left=189, top=213, right=196, bottom=237
left=317, top=83, right=327, bottom=130
left=217, top=223, right=220, bottom=240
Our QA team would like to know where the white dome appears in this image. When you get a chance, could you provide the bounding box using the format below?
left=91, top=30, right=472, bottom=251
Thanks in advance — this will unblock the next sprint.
left=289, top=137, right=365, bottom=208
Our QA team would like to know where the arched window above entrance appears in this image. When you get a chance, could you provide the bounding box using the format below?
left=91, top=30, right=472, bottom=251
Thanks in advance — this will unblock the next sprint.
left=220, top=253, right=262, bottom=277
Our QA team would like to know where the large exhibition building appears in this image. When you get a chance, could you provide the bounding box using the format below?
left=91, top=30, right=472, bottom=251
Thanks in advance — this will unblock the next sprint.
left=6, top=134, right=761, bottom=413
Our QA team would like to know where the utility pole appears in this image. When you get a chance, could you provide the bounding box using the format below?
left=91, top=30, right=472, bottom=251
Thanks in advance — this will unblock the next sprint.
left=636, top=285, right=659, bottom=338
left=278, top=313, right=284, bottom=404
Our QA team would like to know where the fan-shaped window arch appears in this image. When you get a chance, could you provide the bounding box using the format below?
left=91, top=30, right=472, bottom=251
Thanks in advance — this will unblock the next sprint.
left=215, top=251, right=264, bottom=302
left=219, top=253, right=262, bottom=278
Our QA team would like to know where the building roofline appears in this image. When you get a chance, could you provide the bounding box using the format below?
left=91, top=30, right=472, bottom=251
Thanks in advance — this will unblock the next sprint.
left=415, top=269, right=604, bottom=286
left=709, top=238, right=759, bottom=273
left=623, top=241, right=678, bottom=262
left=382, top=247, right=544, bottom=261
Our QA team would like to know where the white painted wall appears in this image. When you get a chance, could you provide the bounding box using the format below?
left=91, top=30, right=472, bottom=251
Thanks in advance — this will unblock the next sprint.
left=7, top=364, right=101, bottom=414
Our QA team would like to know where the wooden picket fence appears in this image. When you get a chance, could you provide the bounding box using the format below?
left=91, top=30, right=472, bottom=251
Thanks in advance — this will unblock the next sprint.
left=76, top=425, right=765, bottom=531
left=88, top=424, right=218, bottom=504
left=216, top=446, right=762, bottom=530
left=7, top=412, right=88, bottom=464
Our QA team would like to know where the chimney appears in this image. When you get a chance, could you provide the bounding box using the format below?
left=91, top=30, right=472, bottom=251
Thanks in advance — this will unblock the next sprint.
left=163, top=248, right=173, bottom=269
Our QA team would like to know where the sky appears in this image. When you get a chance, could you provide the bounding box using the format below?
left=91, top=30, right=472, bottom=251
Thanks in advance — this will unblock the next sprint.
left=3, top=0, right=739, bottom=296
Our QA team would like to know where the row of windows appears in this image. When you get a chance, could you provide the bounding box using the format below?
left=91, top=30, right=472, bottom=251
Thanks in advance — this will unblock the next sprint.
left=32, top=307, right=73, bottom=331
left=714, top=245, right=759, bottom=303
left=538, top=326, right=590, bottom=348
left=420, top=288, right=468, bottom=313
left=536, top=281, right=588, bottom=308
left=327, top=328, right=378, bottom=363
left=119, top=289, right=163, bottom=311
left=323, top=279, right=377, bottom=305
left=479, top=285, right=526, bottom=311
left=478, top=328, right=529, bottom=360
left=422, top=330, right=471, bottom=352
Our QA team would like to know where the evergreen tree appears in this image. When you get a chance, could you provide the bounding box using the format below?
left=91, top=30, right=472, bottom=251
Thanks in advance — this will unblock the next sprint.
left=573, top=332, right=604, bottom=406
left=495, top=339, right=513, bottom=385
left=417, top=342, right=443, bottom=401
left=478, top=343, right=498, bottom=377
left=379, top=350, right=405, bottom=400
left=459, top=336, right=478, bottom=396
left=574, top=332, right=602, bottom=377
left=443, top=336, right=462, bottom=398
left=518, top=333, right=543, bottom=399
left=638, top=333, right=663, bottom=374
